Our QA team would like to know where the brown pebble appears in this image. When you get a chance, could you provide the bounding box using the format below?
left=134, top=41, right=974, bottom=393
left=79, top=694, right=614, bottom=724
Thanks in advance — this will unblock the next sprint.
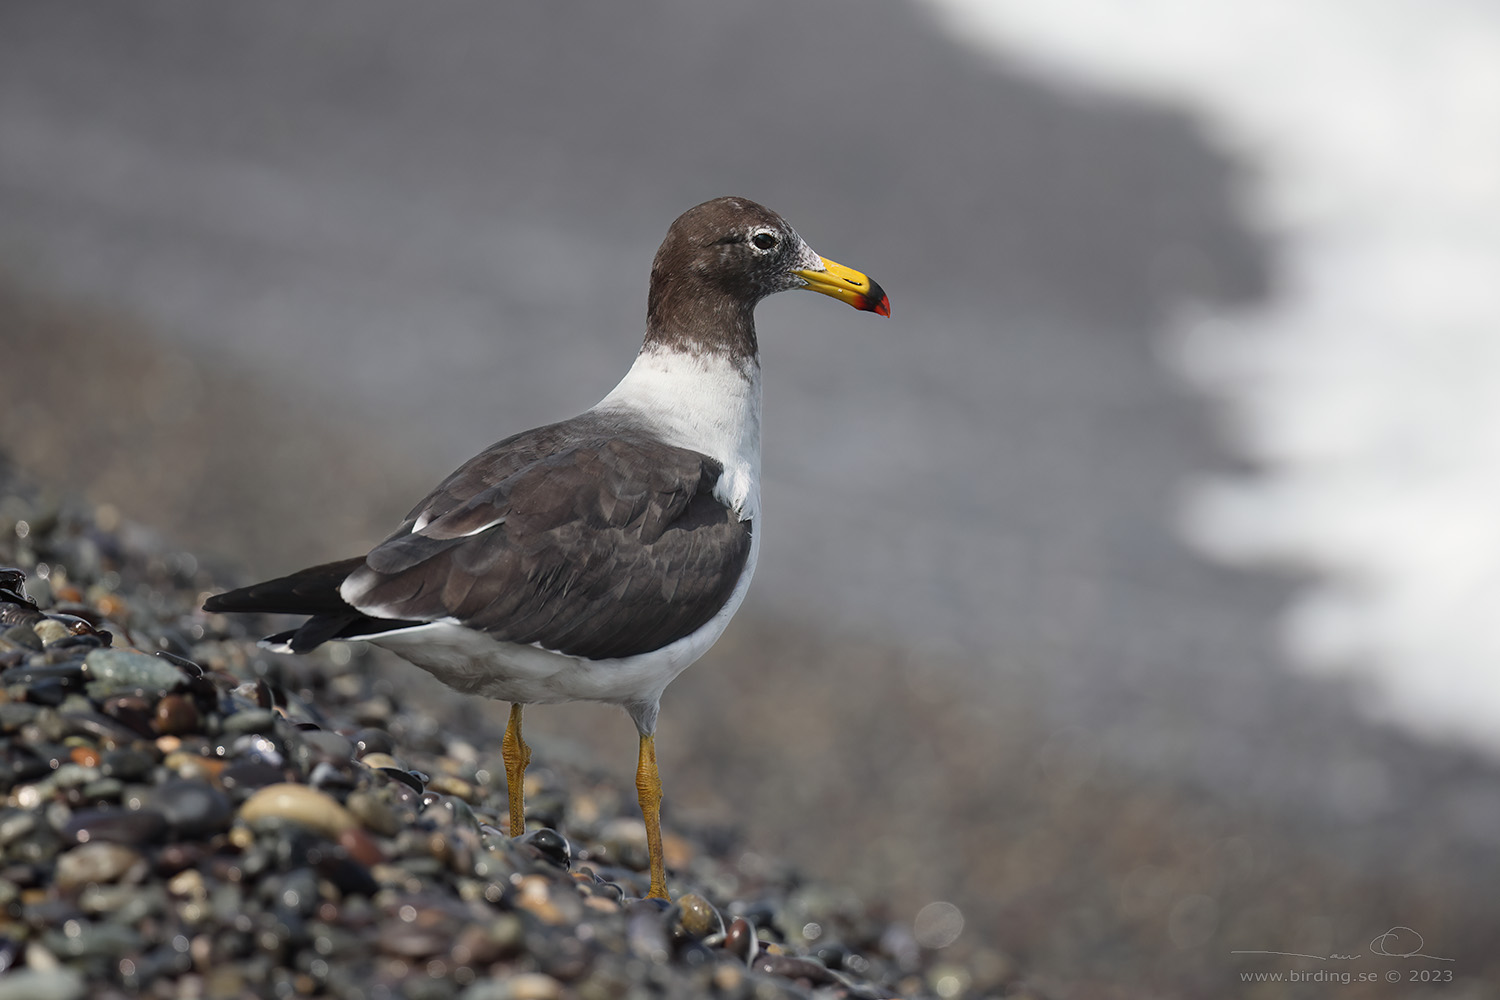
left=154, top=694, right=200, bottom=736
left=676, top=893, right=722, bottom=938
left=724, top=917, right=758, bottom=964
left=69, top=746, right=101, bottom=768
left=337, top=827, right=386, bottom=866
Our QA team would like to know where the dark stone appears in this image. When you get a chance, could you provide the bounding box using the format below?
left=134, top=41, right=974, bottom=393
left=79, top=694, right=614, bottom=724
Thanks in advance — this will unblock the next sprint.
left=0, top=703, right=40, bottom=733
left=1, top=625, right=42, bottom=651
left=99, top=748, right=156, bottom=782
left=64, top=711, right=149, bottom=748
left=151, top=780, right=233, bottom=838
left=520, top=828, right=571, bottom=869
left=377, top=767, right=424, bottom=795
left=24, top=679, right=68, bottom=706
left=219, top=760, right=284, bottom=795
left=752, top=953, right=840, bottom=986
left=62, top=808, right=169, bottom=847
left=46, top=633, right=107, bottom=651
left=311, top=850, right=377, bottom=897
left=1, top=663, right=85, bottom=686
left=352, top=728, right=394, bottom=756
left=99, top=697, right=157, bottom=739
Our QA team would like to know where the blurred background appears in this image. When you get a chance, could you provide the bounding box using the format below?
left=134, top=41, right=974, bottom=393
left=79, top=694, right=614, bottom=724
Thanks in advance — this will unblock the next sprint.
left=2, top=1, right=1497, bottom=996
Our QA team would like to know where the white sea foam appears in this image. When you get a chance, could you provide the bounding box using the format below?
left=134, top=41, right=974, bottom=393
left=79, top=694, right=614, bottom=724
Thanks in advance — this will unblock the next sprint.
left=920, top=0, right=1500, bottom=755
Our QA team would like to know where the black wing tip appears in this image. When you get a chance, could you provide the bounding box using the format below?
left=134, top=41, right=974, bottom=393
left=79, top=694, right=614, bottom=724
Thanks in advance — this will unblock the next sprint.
left=202, top=593, right=233, bottom=613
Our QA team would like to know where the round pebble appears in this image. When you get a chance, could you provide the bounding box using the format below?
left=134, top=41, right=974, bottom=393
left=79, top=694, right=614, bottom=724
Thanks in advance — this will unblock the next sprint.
left=54, top=842, right=143, bottom=888
left=0, top=968, right=86, bottom=1000
left=240, top=783, right=358, bottom=839
left=152, top=779, right=234, bottom=837
left=152, top=693, right=199, bottom=735
left=62, top=807, right=168, bottom=847
left=675, top=893, right=723, bottom=939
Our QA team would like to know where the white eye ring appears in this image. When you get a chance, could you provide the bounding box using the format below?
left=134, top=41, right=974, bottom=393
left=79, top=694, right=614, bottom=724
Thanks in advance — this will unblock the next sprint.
left=750, top=230, right=779, bottom=252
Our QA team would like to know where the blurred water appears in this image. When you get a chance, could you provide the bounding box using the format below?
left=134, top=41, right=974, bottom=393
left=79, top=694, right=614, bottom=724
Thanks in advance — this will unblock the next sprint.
left=924, top=0, right=1500, bottom=757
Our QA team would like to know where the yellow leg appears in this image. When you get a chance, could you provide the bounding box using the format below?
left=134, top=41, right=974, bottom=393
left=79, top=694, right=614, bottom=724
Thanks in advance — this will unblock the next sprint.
left=635, top=732, right=670, bottom=900
left=502, top=703, right=531, bottom=836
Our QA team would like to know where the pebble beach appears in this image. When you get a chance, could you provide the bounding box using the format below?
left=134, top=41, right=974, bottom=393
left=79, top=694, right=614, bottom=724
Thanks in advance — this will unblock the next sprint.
left=0, top=459, right=1025, bottom=1000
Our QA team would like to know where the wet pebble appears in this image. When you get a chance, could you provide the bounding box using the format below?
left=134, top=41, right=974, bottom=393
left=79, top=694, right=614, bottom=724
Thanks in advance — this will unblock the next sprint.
left=219, top=759, right=284, bottom=794
left=54, top=842, right=143, bottom=888
left=521, top=827, right=571, bottom=869
left=82, top=648, right=185, bottom=698
left=61, top=807, right=168, bottom=847
left=240, top=783, right=357, bottom=839
left=152, top=693, right=199, bottom=735
left=724, top=917, right=759, bottom=965
left=152, top=779, right=233, bottom=837
left=675, top=892, right=723, bottom=939
left=0, top=968, right=86, bottom=1000
left=0, top=497, right=978, bottom=1000
left=352, top=728, right=394, bottom=756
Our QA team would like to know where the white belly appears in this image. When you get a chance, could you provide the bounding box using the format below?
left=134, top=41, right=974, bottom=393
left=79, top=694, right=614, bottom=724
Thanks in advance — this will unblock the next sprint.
left=356, top=527, right=759, bottom=733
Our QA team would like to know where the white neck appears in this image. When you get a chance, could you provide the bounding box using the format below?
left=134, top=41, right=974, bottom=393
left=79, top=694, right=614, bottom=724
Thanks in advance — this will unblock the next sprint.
left=594, top=344, right=763, bottom=520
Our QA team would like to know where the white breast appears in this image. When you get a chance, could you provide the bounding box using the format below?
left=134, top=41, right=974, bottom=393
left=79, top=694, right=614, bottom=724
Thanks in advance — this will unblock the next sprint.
left=594, top=345, right=763, bottom=520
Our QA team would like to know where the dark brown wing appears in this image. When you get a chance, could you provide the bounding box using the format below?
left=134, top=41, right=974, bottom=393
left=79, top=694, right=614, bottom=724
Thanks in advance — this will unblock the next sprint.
left=342, top=418, right=752, bottom=660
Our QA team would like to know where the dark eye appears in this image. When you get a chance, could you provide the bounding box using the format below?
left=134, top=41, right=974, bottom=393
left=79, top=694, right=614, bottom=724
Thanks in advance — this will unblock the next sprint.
left=752, top=232, right=778, bottom=251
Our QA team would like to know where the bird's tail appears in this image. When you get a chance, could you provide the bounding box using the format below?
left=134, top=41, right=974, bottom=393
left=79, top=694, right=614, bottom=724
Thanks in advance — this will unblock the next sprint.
left=204, top=556, right=417, bottom=654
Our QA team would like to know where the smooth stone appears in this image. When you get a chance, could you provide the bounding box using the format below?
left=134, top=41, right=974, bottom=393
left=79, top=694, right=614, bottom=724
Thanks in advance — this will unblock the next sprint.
left=152, top=779, right=234, bottom=838
left=378, top=767, right=424, bottom=795
left=240, top=783, right=357, bottom=839
left=357, top=752, right=403, bottom=771
left=520, top=828, right=571, bottom=869
left=31, top=620, right=72, bottom=646
left=99, top=748, right=155, bottom=782
left=0, top=968, right=86, bottom=1000
left=220, top=760, right=284, bottom=794
left=83, top=648, right=186, bottom=697
left=0, top=703, right=39, bottom=732
left=63, top=710, right=146, bottom=749
left=336, top=827, right=386, bottom=866
left=0, top=810, right=38, bottom=846
left=42, top=919, right=141, bottom=960
left=1, top=625, right=42, bottom=652
left=352, top=728, right=394, bottom=756
left=54, top=842, right=143, bottom=888
left=457, top=972, right=563, bottom=1000
left=450, top=915, right=525, bottom=966
left=426, top=774, right=476, bottom=802
left=752, top=953, right=839, bottom=986
left=313, top=850, right=378, bottom=897
left=295, top=730, right=353, bottom=767
left=221, top=708, right=278, bottom=736
left=62, top=807, right=169, bottom=847
left=344, top=791, right=400, bottom=837
left=152, top=694, right=200, bottom=736
left=724, top=917, right=759, bottom=964
left=676, top=893, right=723, bottom=939
left=0, top=663, right=84, bottom=687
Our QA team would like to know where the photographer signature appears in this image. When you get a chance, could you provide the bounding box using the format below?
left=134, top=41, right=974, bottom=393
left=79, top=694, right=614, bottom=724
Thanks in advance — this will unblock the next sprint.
left=1232, top=926, right=1453, bottom=962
